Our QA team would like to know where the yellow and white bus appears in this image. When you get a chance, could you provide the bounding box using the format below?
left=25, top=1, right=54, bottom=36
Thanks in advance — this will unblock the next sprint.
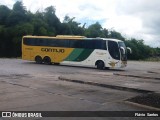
left=22, top=35, right=131, bottom=69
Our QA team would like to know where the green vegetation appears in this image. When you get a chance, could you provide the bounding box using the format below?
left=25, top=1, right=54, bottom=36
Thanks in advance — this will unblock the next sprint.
left=0, top=1, right=160, bottom=60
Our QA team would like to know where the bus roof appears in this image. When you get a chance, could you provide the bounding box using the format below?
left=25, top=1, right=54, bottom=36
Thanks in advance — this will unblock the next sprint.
left=23, top=35, right=123, bottom=42
left=23, top=35, right=85, bottom=39
left=102, top=38, right=123, bottom=42
left=56, top=35, right=86, bottom=38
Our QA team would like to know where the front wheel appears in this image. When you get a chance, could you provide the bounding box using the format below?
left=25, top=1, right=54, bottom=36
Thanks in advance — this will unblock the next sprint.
left=97, top=61, right=105, bottom=70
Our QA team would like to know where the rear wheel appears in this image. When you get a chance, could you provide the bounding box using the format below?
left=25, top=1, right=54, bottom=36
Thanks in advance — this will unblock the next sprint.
left=96, top=61, right=105, bottom=70
left=54, top=63, right=60, bottom=65
left=43, top=56, right=51, bottom=65
left=35, top=56, right=42, bottom=64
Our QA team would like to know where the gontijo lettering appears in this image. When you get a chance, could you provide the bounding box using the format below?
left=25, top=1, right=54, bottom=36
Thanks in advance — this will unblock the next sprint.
left=41, top=48, right=65, bottom=53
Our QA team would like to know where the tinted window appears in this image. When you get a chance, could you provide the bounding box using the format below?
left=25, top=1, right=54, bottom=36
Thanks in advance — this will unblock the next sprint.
left=108, top=41, right=120, bottom=60
left=118, top=42, right=127, bottom=61
left=23, top=38, right=106, bottom=50
left=94, top=40, right=106, bottom=50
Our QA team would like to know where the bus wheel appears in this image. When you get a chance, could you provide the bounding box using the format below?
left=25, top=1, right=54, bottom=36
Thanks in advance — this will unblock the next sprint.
left=43, top=56, right=51, bottom=65
left=54, top=63, right=60, bottom=65
left=96, top=61, right=105, bottom=70
left=105, top=67, right=110, bottom=70
left=35, top=56, right=42, bottom=64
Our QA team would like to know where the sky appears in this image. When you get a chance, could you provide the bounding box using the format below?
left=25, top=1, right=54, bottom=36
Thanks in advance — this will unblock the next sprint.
left=0, top=0, right=160, bottom=47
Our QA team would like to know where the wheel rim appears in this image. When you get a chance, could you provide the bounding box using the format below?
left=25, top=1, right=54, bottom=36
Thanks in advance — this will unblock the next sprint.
left=97, top=61, right=104, bottom=70
left=43, top=57, right=51, bottom=65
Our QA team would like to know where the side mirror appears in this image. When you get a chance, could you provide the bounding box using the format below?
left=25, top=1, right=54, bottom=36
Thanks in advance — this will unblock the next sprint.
left=120, top=47, right=125, bottom=54
left=127, top=47, right=132, bottom=54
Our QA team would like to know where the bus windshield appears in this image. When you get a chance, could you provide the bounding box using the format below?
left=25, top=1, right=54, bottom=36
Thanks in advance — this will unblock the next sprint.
left=118, top=42, right=127, bottom=61
left=108, top=41, right=120, bottom=60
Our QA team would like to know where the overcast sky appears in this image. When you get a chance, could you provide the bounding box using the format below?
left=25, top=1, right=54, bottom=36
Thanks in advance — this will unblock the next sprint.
left=0, top=0, right=160, bottom=47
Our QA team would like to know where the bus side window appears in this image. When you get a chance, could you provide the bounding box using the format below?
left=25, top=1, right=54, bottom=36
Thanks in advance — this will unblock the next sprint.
left=48, top=39, right=58, bottom=47
left=23, top=38, right=28, bottom=45
left=24, top=38, right=33, bottom=45
left=30, top=38, right=36, bottom=46
left=64, top=40, right=69, bottom=47
left=102, top=41, right=107, bottom=50
left=95, top=40, right=100, bottom=49
left=75, top=40, right=82, bottom=48
left=94, top=40, right=106, bottom=50
left=69, top=40, right=75, bottom=48
left=33, top=38, right=37, bottom=46
left=69, top=40, right=82, bottom=48
left=85, top=40, right=93, bottom=49
left=57, top=39, right=68, bottom=48
left=37, top=39, right=44, bottom=46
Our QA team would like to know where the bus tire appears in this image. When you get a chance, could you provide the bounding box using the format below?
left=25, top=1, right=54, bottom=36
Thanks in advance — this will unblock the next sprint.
left=43, top=56, right=51, bottom=65
left=54, top=63, right=60, bottom=65
left=105, top=67, right=110, bottom=70
left=35, top=56, right=42, bottom=64
left=96, top=61, right=105, bottom=70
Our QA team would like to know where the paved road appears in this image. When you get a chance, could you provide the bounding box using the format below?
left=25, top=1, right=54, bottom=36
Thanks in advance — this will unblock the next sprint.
left=0, top=59, right=160, bottom=120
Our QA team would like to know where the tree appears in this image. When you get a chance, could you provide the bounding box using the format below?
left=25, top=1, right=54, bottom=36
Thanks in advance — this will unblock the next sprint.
left=31, top=11, right=48, bottom=35
left=61, top=15, right=84, bottom=35
left=44, top=6, right=61, bottom=34
left=0, top=26, right=5, bottom=57
left=85, top=22, right=104, bottom=37
left=108, top=30, right=125, bottom=41
left=0, top=5, right=11, bottom=25
left=60, top=23, right=72, bottom=35
left=6, top=1, right=27, bottom=26
left=125, top=39, right=153, bottom=60
left=13, top=23, right=34, bottom=36
left=102, top=28, right=109, bottom=38
left=38, top=27, right=47, bottom=35
left=13, top=1, right=26, bottom=14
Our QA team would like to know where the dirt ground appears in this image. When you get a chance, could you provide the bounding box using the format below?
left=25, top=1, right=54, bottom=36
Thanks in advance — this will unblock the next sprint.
left=0, top=59, right=159, bottom=120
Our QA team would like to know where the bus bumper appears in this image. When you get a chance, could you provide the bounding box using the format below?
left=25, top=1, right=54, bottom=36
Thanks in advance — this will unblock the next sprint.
left=121, top=61, right=127, bottom=68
